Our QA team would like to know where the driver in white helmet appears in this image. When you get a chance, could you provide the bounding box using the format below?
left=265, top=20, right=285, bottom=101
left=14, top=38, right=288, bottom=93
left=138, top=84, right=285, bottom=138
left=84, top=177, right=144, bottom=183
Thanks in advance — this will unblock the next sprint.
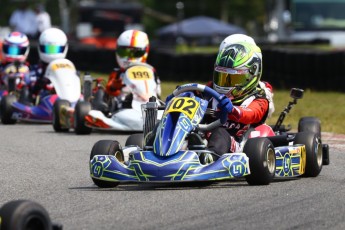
left=0, top=32, right=31, bottom=100
left=105, top=30, right=161, bottom=108
left=30, top=27, right=68, bottom=99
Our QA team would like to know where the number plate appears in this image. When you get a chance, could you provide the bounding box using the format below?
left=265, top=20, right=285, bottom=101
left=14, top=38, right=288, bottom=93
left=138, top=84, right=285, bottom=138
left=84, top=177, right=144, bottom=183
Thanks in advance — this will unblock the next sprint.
left=126, top=65, right=154, bottom=80
left=4, top=64, right=29, bottom=74
left=165, top=97, right=199, bottom=119
left=51, top=62, right=75, bottom=71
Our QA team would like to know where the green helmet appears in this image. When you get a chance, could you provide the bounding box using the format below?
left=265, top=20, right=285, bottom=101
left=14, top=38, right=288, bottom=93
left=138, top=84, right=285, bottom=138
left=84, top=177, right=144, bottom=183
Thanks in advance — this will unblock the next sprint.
left=213, top=42, right=262, bottom=103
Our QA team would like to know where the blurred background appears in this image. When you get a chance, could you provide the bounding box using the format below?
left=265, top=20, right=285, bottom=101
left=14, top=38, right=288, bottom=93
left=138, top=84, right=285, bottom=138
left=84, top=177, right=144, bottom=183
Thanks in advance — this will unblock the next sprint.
left=1, top=0, right=345, bottom=91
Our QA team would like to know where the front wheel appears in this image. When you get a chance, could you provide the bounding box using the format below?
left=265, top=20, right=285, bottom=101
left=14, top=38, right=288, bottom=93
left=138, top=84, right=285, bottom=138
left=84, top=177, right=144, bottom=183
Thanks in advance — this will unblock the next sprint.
left=294, top=131, right=323, bottom=177
left=90, top=140, right=124, bottom=188
left=244, top=137, right=276, bottom=185
left=125, top=133, right=144, bottom=149
left=74, top=101, right=92, bottom=135
left=53, top=99, right=70, bottom=132
left=0, top=94, right=17, bottom=124
left=0, top=200, right=52, bottom=230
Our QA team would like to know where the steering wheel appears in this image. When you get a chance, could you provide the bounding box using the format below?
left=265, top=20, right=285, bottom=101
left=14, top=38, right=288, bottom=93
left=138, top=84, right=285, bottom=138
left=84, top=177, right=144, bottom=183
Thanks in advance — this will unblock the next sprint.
left=167, top=83, right=232, bottom=131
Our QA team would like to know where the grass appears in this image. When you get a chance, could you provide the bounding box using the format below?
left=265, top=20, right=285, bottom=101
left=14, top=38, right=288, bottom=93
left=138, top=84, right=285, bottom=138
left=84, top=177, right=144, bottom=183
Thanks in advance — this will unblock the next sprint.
left=83, top=73, right=345, bottom=134
left=266, top=89, right=345, bottom=134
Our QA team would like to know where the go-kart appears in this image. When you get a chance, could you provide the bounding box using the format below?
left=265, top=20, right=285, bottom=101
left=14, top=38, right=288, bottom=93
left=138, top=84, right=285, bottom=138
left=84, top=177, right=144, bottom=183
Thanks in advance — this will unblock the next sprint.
left=52, top=72, right=103, bottom=133
left=89, top=83, right=329, bottom=187
left=0, top=58, right=81, bottom=124
left=54, top=62, right=163, bottom=134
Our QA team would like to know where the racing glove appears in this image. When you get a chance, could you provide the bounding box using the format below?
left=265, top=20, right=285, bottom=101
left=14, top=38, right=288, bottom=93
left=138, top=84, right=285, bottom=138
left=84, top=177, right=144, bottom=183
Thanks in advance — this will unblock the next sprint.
left=217, top=95, right=233, bottom=124
left=110, top=78, right=123, bottom=91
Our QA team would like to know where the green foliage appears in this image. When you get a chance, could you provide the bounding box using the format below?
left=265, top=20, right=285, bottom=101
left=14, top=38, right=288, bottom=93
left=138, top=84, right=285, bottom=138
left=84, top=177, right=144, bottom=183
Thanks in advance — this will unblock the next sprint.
left=141, top=0, right=267, bottom=38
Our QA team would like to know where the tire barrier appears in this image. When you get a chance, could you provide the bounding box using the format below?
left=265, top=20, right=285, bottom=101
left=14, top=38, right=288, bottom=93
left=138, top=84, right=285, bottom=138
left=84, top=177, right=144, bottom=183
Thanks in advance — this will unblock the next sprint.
left=27, top=44, right=345, bottom=92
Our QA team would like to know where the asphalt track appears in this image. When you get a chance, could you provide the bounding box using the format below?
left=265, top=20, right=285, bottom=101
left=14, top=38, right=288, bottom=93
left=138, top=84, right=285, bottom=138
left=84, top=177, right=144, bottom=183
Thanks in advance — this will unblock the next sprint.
left=0, top=124, right=344, bottom=230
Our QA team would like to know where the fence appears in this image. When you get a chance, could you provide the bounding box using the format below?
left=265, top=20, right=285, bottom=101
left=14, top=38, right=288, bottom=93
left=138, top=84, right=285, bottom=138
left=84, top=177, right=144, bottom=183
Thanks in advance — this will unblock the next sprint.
left=27, top=44, right=345, bottom=92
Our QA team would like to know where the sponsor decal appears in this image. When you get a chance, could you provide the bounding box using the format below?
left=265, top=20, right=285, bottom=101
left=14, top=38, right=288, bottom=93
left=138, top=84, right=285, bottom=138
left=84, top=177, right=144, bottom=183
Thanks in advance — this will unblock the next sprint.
left=283, top=153, right=291, bottom=174
left=230, top=161, right=246, bottom=177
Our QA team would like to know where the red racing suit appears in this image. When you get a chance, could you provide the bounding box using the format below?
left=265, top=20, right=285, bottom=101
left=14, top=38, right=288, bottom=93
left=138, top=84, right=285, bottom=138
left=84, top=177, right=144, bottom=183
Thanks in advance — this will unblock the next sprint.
left=206, top=82, right=270, bottom=155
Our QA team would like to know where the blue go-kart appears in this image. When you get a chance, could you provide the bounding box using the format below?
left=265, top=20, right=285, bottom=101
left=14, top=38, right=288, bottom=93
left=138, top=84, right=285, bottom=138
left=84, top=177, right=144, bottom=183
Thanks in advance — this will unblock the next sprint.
left=90, top=83, right=328, bottom=187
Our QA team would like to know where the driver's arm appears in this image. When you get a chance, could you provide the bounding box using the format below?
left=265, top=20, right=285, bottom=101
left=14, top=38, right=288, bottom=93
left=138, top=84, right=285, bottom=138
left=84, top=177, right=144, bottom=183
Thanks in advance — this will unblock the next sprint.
left=106, top=70, right=123, bottom=97
left=228, top=98, right=268, bottom=124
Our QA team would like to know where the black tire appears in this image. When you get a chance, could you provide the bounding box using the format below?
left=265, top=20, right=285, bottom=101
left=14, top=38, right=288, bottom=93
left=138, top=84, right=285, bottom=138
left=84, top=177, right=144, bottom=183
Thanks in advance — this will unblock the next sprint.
left=294, top=131, right=323, bottom=177
left=0, top=94, right=17, bottom=124
left=0, top=200, right=52, bottom=230
left=92, top=89, right=108, bottom=113
left=298, top=117, right=321, bottom=138
left=125, top=133, right=144, bottom=148
left=53, top=99, right=70, bottom=132
left=244, top=137, right=276, bottom=185
left=322, top=144, right=330, bottom=165
left=90, top=140, right=124, bottom=188
left=74, top=101, right=92, bottom=135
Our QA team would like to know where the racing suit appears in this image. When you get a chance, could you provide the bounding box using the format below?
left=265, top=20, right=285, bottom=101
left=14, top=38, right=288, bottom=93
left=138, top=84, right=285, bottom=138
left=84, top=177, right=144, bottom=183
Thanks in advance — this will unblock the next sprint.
left=206, top=86, right=269, bottom=157
left=29, top=62, right=53, bottom=102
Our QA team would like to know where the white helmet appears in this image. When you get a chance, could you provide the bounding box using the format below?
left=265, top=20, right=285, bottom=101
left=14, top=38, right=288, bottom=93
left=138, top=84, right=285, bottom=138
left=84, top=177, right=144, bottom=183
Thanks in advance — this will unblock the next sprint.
left=116, top=30, right=149, bottom=69
left=219, top=34, right=256, bottom=52
left=38, top=28, right=68, bottom=63
left=2, top=31, right=29, bottom=62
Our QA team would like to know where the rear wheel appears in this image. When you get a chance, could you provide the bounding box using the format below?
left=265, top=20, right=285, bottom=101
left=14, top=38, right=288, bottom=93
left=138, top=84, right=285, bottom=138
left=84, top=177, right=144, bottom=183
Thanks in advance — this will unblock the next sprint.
left=0, top=94, right=17, bottom=124
left=53, top=99, right=70, bottom=132
left=125, top=133, right=144, bottom=149
left=294, top=131, right=322, bottom=177
left=244, top=137, right=276, bottom=185
left=90, top=140, right=124, bottom=188
left=74, top=101, right=92, bottom=135
left=0, top=200, right=52, bottom=230
left=298, top=117, right=321, bottom=138
left=298, top=117, right=329, bottom=165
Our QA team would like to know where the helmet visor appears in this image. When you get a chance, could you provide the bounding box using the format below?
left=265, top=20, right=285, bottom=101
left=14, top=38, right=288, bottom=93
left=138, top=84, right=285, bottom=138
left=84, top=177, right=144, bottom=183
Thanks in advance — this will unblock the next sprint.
left=3, top=44, right=27, bottom=55
left=213, top=69, right=250, bottom=87
left=39, top=45, right=65, bottom=54
left=116, top=46, right=146, bottom=58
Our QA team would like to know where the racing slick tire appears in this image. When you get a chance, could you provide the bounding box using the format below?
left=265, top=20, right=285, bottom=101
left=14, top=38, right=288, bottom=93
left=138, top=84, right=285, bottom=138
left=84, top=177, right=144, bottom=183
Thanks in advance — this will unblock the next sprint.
left=298, top=117, right=329, bottom=165
left=0, top=200, right=52, bottom=230
left=53, top=99, right=70, bottom=132
left=74, top=101, right=92, bottom=135
left=244, top=137, right=276, bottom=185
left=90, top=140, right=124, bottom=188
left=0, top=94, right=17, bottom=124
left=298, top=117, right=321, bottom=138
left=125, top=133, right=144, bottom=149
left=294, top=131, right=323, bottom=177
